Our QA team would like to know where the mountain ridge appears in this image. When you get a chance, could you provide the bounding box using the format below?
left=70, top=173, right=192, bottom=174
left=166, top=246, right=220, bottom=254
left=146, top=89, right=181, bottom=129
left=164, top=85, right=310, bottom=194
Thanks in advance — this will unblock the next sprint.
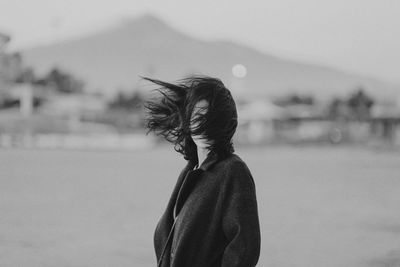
left=22, top=14, right=399, bottom=101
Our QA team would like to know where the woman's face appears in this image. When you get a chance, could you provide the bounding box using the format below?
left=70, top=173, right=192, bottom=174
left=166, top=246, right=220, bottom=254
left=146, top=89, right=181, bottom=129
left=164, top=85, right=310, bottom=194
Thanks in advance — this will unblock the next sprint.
left=190, top=99, right=210, bottom=149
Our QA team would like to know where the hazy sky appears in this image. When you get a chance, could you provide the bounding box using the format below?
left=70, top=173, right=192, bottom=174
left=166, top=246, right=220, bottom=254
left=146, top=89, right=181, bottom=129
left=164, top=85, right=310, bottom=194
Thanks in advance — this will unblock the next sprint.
left=1, top=0, right=399, bottom=84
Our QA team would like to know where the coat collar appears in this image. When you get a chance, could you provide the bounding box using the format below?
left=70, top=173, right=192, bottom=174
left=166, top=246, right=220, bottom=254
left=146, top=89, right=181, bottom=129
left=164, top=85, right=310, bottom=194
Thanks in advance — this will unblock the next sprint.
left=173, top=151, right=220, bottom=219
left=193, top=151, right=219, bottom=172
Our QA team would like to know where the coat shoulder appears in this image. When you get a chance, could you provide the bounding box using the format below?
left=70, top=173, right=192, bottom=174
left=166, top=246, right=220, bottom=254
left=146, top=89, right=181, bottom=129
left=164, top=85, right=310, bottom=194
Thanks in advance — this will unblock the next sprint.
left=219, top=153, right=250, bottom=171
left=214, top=153, right=253, bottom=183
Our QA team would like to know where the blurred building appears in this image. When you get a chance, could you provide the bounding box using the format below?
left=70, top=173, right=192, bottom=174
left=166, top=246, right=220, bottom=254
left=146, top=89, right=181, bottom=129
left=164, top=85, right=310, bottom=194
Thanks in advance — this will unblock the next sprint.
left=236, top=99, right=286, bottom=144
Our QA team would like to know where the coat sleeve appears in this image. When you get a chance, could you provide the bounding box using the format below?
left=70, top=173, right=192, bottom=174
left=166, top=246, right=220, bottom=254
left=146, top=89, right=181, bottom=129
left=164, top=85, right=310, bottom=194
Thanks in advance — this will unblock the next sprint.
left=221, top=161, right=261, bottom=267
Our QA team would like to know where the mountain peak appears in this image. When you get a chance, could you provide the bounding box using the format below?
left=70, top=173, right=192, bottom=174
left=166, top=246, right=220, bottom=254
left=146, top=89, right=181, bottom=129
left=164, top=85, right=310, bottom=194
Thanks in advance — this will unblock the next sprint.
left=23, top=14, right=399, bottom=100
left=119, top=14, right=169, bottom=30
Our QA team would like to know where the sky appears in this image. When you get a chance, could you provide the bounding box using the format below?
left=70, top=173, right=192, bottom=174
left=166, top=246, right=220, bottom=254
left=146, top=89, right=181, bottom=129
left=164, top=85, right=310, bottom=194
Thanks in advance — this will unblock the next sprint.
left=1, top=0, right=399, bottom=84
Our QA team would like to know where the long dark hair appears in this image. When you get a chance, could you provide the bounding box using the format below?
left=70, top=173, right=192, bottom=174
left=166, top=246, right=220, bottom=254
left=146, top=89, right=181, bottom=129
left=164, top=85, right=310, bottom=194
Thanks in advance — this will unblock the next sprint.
left=142, top=75, right=238, bottom=163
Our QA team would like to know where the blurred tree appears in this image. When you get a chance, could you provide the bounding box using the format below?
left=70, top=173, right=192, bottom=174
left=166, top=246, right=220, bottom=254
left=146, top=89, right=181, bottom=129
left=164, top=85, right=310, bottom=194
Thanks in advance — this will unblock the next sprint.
left=327, top=87, right=375, bottom=120
left=108, top=90, right=144, bottom=111
left=274, top=93, right=315, bottom=106
left=328, top=98, right=348, bottom=119
left=43, top=67, right=85, bottom=94
left=1, top=52, right=25, bottom=84
left=14, top=66, right=35, bottom=83
left=347, top=87, right=374, bottom=120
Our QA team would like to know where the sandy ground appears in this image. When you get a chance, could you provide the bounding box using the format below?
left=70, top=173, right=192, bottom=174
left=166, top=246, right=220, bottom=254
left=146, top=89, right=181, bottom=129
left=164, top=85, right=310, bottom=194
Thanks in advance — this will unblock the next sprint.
left=0, top=145, right=399, bottom=267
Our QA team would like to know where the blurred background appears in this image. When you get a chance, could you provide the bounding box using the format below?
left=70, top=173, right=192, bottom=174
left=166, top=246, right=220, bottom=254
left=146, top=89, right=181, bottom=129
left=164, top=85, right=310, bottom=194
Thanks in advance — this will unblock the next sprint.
left=1, top=0, right=399, bottom=266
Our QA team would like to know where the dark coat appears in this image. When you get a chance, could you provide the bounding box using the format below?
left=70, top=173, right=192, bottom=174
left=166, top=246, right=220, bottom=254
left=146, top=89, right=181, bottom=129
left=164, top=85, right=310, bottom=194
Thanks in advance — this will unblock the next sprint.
left=154, top=152, right=261, bottom=267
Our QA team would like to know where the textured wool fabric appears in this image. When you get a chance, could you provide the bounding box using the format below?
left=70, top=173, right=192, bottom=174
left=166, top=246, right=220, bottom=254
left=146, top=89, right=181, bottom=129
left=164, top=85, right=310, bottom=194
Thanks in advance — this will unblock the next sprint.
left=154, top=152, right=261, bottom=267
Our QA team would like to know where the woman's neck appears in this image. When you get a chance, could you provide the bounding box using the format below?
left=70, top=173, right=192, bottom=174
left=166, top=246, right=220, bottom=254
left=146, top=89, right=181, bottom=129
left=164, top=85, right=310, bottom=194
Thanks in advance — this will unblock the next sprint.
left=196, top=147, right=210, bottom=169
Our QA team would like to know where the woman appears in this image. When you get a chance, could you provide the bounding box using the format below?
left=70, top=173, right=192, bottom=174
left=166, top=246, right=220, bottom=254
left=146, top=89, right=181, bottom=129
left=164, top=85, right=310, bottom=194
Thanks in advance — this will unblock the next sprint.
left=143, top=76, right=260, bottom=267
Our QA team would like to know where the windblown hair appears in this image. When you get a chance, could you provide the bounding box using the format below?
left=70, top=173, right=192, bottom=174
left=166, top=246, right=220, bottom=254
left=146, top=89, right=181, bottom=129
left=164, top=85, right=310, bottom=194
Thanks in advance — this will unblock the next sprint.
left=142, top=75, right=238, bottom=163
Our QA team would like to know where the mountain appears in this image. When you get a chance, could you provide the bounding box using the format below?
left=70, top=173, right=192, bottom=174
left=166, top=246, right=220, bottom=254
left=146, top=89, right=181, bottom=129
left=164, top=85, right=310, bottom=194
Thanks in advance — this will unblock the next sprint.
left=22, top=14, right=399, bottom=101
